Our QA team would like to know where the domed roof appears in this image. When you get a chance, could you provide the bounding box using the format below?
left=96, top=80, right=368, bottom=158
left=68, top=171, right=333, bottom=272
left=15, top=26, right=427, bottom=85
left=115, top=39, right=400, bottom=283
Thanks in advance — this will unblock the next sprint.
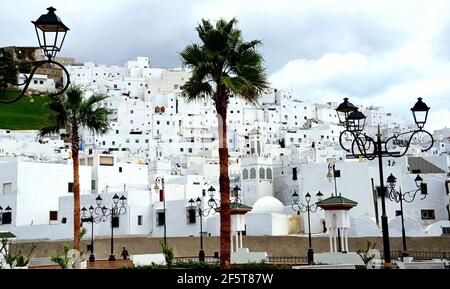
left=251, top=196, right=285, bottom=214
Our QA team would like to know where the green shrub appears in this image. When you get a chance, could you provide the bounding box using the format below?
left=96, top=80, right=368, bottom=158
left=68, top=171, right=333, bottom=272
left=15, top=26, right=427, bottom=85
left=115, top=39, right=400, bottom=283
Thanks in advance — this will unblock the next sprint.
left=160, top=240, right=174, bottom=268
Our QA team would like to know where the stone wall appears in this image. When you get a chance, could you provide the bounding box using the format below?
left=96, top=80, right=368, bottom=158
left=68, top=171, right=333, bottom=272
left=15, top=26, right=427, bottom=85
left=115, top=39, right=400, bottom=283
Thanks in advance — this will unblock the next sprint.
left=11, top=235, right=450, bottom=259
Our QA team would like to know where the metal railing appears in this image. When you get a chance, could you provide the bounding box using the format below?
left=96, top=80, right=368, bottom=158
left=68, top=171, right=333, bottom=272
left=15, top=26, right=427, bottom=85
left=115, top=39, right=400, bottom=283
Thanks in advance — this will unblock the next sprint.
left=174, top=256, right=218, bottom=264
left=174, top=256, right=308, bottom=265
left=267, top=256, right=308, bottom=264
left=388, top=251, right=450, bottom=261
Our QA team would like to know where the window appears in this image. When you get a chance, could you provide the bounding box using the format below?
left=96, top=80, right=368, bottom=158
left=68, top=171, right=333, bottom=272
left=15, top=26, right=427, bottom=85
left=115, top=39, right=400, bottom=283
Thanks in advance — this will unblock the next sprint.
left=119, top=167, right=122, bottom=173
left=292, top=167, right=298, bottom=181
left=2, top=212, right=12, bottom=224
left=421, top=209, right=435, bottom=220
left=2, top=183, right=12, bottom=195
left=395, top=210, right=402, bottom=217
left=138, top=215, right=143, bottom=226
left=259, top=167, right=265, bottom=179
left=49, top=211, right=58, bottom=221
left=250, top=168, right=256, bottom=179
left=242, top=169, right=249, bottom=180
left=91, top=180, right=96, bottom=190
left=442, top=227, right=450, bottom=236
left=187, top=209, right=196, bottom=224
left=112, top=216, right=119, bottom=228
left=68, top=182, right=74, bottom=193
left=61, top=217, right=67, bottom=224
left=266, top=168, right=272, bottom=179
left=157, top=211, right=165, bottom=226
left=39, top=80, right=44, bottom=85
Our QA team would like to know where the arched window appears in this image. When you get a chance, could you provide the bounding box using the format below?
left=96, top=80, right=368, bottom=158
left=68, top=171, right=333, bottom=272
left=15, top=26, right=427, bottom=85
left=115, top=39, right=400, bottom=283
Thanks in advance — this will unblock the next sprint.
left=266, top=168, right=272, bottom=179
left=259, top=167, right=265, bottom=179
left=250, top=168, right=256, bottom=179
left=242, top=169, right=249, bottom=180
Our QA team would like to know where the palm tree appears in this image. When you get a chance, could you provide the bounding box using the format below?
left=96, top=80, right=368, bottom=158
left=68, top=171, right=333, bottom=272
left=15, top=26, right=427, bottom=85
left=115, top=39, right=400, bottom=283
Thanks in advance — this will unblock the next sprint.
left=40, top=86, right=110, bottom=250
left=180, top=18, right=269, bottom=268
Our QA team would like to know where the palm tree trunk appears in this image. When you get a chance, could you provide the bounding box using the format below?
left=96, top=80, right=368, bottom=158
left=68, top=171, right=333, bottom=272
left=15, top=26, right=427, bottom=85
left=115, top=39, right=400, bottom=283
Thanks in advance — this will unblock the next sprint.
left=71, top=124, right=81, bottom=250
left=217, top=103, right=231, bottom=269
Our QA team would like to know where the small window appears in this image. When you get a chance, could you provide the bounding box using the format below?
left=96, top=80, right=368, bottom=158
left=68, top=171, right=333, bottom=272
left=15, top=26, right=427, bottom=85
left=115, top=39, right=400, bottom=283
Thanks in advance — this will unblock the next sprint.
left=49, top=211, right=58, bottom=221
left=157, top=211, right=165, bottom=226
left=421, top=209, right=435, bottom=220
left=259, top=167, right=265, bottom=179
left=91, top=180, right=96, bottom=190
left=2, top=212, right=12, bottom=224
left=395, top=210, right=402, bottom=217
left=2, top=183, right=12, bottom=195
left=250, top=168, right=256, bottom=179
left=292, top=167, right=298, bottom=181
left=138, top=215, right=143, bottom=226
left=442, top=227, right=450, bottom=236
left=68, top=182, right=74, bottom=193
left=119, top=167, right=123, bottom=173
left=187, top=209, right=196, bottom=224
left=242, top=169, right=249, bottom=180
left=61, top=217, right=67, bottom=224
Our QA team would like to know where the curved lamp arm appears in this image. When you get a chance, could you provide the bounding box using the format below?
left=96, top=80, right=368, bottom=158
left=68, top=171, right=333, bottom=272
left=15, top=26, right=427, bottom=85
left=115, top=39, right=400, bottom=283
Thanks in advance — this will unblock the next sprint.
left=0, top=59, right=71, bottom=104
left=384, top=129, right=434, bottom=158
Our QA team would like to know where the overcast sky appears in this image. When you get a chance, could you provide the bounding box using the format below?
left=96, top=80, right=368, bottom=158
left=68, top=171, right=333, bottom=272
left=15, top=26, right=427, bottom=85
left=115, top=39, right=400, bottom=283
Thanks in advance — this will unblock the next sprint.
left=1, top=0, right=449, bottom=130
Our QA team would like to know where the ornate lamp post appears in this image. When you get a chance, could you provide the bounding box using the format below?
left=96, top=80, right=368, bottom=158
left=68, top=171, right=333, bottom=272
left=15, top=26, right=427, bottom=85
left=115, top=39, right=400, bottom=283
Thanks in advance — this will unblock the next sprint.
left=81, top=206, right=102, bottom=262
left=0, top=7, right=71, bottom=103
left=93, top=194, right=127, bottom=261
left=386, top=173, right=427, bottom=258
left=335, top=97, right=434, bottom=268
left=188, top=186, right=219, bottom=262
left=291, top=191, right=323, bottom=264
left=154, top=177, right=167, bottom=246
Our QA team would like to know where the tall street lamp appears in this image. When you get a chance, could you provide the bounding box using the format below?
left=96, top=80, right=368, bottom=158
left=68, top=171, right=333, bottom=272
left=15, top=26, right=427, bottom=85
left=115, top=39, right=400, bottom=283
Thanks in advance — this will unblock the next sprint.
left=81, top=205, right=102, bottom=262
left=386, top=173, right=427, bottom=258
left=0, top=7, right=71, bottom=103
left=93, top=194, right=127, bottom=261
left=336, top=97, right=434, bottom=268
left=188, top=186, right=219, bottom=262
left=155, top=177, right=167, bottom=246
left=291, top=191, right=323, bottom=264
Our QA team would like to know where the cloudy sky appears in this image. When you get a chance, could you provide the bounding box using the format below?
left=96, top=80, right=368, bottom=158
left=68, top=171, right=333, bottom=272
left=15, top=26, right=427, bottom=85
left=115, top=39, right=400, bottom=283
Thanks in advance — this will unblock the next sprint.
left=1, top=0, right=449, bottom=130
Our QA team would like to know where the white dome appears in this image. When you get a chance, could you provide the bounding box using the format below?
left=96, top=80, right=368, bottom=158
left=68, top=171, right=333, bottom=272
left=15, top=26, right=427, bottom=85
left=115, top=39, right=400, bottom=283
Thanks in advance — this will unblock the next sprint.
left=251, top=196, right=285, bottom=214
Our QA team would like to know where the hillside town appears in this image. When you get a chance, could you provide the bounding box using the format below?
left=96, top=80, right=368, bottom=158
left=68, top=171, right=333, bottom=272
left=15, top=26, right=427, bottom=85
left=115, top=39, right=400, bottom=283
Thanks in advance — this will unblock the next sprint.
left=1, top=54, right=449, bottom=245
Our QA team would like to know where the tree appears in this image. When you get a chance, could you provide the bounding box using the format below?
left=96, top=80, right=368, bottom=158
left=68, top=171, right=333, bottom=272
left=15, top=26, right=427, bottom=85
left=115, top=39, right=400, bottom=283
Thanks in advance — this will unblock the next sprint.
left=356, top=240, right=377, bottom=265
left=180, top=18, right=269, bottom=268
left=41, top=86, right=110, bottom=250
left=0, top=238, right=36, bottom=268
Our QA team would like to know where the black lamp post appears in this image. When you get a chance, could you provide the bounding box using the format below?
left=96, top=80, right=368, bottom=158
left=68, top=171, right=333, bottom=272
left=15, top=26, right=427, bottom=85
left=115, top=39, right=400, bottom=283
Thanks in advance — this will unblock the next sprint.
left=81, top=205, right=102, bottom=262
left=335, top=97, right=434, bottom=268
left=155, top=177, right=167, bottom=246
left=0, top=7, right=71, bottom=103
left=93, top=194, right=127, bottom=261
left=188, top=186, right=219, bottom=262
left=291, top=191, right=323, bottom=264
left=386, top=173, right=427, bottom=258
left=232, top=185, right=242, bottom=205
